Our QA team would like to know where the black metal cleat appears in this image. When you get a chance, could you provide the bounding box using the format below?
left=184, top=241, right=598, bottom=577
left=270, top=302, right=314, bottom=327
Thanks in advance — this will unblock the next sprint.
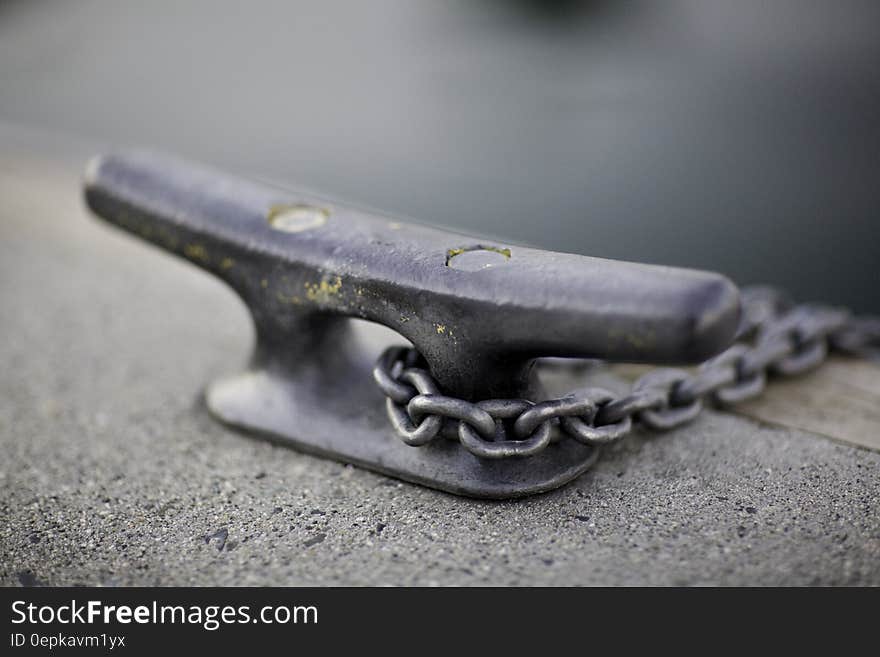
left=84, top=151, right=740, bottom=498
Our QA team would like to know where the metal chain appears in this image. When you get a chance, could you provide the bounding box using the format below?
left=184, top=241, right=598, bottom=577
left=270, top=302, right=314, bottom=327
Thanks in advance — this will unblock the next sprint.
left=373, top=287, right=880, bottom=459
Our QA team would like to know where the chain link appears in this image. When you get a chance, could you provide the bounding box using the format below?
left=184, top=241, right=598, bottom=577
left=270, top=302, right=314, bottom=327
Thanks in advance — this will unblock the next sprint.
left=373, top=287, right=879, bottom=459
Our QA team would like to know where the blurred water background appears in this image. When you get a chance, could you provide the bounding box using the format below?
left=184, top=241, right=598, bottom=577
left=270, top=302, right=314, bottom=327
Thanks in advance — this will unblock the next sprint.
left=1, top=0, right=878, bottom=311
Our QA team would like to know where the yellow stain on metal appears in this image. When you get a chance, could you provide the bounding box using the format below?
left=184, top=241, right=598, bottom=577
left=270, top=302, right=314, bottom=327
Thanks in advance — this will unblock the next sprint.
left=304, top=276, right=343, bottom=303
left=184, top=243, right=209, bottom=263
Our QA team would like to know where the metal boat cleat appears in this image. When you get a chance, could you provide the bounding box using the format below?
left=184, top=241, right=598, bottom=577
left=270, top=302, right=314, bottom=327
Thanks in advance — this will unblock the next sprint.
left=84, top=151, right=740, bottom=498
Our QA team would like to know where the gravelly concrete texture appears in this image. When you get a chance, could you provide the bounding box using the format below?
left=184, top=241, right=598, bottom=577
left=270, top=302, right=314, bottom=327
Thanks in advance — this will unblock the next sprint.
left=1, top=128, right=878, bottom=586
